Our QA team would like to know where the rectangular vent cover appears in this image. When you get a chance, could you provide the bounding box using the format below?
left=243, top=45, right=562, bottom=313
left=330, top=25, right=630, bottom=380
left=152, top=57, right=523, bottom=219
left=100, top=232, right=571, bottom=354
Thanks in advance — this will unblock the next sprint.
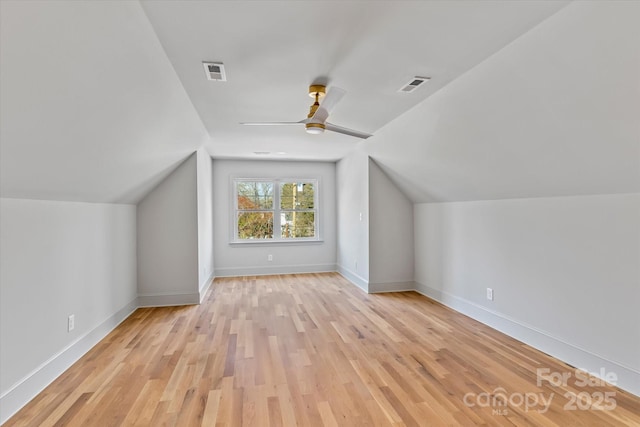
left=399, top=76, right=430, bottom=93
left=203, top=62, right=226, bottom=81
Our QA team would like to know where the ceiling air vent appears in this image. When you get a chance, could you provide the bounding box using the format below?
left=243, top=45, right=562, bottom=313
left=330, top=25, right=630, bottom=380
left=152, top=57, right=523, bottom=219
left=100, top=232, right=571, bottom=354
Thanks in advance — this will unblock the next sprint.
left=398, top=76, right=430, bottom=93
left=203, top=62, right=226, bottom=81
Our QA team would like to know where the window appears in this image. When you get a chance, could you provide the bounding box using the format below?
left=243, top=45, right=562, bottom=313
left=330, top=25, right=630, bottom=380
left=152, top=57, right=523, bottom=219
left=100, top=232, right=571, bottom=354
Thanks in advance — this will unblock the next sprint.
left=233, top=178, right=319, bottom=242
left=235, top=180, right=274, bottom=240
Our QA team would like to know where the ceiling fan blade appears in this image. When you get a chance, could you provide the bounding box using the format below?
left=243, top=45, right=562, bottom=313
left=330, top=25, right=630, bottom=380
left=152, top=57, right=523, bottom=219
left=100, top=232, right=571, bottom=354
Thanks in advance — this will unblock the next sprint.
left=240, top=120, right=306, bottom=126
left=311, top=87, right=346, bottom=123
left=325, top=122, right=372, bottom=139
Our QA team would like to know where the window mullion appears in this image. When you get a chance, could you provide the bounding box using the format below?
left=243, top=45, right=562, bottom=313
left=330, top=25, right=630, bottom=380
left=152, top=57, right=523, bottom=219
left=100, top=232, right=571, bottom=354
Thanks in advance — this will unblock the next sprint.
left=273, top=180, right=281, bottom=241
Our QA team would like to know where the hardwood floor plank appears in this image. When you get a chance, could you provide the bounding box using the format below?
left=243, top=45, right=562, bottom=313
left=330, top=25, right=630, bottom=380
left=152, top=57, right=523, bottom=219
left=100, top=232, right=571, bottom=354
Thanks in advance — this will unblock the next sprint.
left=201, top=389, right=222, bottom=426
left=266, top=395, right=283, bottom=427
left=51, top=392, right=92, bottom=427
left=317, top=400, right=339, bottom=427
left=5, top=273, right=640, bottom=426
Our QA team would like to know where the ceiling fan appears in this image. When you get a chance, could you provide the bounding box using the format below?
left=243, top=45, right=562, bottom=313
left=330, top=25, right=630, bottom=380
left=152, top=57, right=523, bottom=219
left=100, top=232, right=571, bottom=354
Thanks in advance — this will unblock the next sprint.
left=240, top=85, right=372, bottom=139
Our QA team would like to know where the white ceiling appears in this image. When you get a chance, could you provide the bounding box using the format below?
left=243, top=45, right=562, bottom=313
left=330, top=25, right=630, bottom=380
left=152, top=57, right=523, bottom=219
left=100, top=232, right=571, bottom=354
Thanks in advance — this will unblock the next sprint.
left=140, top=0, right=568, bottom=161
left=4, top=1, right=636, bottom=205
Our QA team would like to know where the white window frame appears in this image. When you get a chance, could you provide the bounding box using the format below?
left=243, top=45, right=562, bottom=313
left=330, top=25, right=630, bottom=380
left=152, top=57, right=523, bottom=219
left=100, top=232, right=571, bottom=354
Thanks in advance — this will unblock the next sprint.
left=231, top=177, right=320, bottom=244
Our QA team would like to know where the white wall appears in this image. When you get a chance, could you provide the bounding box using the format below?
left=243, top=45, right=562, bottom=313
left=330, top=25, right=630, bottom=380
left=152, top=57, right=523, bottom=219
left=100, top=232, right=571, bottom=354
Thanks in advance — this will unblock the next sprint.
left=336, top=148, right=369, bottom=290
left=196, top=148, right=214, bottom=297
left=212, top=159, right=336, bottom=276
left=137, top=154, right=199, bottom=305
left=414, top=193, right=640, bottom=396
left=368, top=159, right=414, bottom=292
left=0, top=198, right=137, bottom=423
left=365, top=1, right=640, bottom=203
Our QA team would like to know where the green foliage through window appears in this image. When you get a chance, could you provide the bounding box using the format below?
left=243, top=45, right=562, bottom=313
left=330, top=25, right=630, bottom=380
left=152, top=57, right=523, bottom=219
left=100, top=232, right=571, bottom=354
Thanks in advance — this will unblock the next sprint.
left=281, top=212, right=315, bottom=238
left=280, top=182, right=315, bottom=238
left=237, top=212, right=273, bottom=239
left=280, top=182, right=314, bottom=210
left=237, top=182, right=273, bottom=210
left=234, top=179, right=317, bottom=241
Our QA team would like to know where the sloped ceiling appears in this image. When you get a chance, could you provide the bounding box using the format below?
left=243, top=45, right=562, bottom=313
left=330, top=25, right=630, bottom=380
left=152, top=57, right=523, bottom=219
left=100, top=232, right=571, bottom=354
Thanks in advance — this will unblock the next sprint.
left=366, top=1, right=640, bottom=202
left=0, top=0, right=208, bottom=203
left=4, top=1, right=633, bottom=205
left=140, top=0, right=568, bottom=161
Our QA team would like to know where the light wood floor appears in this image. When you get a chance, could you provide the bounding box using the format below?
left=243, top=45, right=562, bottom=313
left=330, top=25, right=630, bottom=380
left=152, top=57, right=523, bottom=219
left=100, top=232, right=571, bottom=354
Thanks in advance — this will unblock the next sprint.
left=5, top=273, right=640, bottom=426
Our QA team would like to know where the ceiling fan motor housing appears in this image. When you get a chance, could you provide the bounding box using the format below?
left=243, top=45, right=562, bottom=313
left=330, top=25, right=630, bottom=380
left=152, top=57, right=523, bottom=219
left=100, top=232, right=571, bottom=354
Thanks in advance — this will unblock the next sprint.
left=308, top=85, right=326, bottom=98
left=305, top=122, right=325, bottom=134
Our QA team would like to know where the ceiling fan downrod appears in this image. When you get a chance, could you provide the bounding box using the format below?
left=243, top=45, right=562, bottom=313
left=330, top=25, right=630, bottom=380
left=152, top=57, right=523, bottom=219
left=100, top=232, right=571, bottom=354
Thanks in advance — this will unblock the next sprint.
left=306, top=86, right=326, bottom=134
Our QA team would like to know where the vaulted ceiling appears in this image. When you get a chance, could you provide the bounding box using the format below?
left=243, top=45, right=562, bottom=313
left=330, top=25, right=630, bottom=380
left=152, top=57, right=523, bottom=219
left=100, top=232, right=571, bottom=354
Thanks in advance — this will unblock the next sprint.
left=1, top=1, right=211, bottom=203
left=367, top=1, right=640, bottom=202
left=139, top=0, right=568, bottom=161
left=1, top=1, right=637, bottom=204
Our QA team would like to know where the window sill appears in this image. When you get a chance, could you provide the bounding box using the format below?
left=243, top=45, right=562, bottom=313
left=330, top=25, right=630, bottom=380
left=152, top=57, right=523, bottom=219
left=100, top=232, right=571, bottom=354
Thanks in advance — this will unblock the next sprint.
left=229, top=239, right=324, bottom=247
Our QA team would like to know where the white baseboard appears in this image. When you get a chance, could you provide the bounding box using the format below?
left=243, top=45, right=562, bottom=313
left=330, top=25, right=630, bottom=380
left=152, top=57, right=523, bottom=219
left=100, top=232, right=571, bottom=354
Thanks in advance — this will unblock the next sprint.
left=215, top=263, right=336, bottom=277
left=368, top=281, right=416, bottom=293
left=138, top=292, right=200, bottom=307
left=199, top=274, right=215, bottom=303
left=337, top=270, right=414, bottom=295
left=336, top=265, right=368, bottom=292
left=414, top=281, right=640, bottom=398
left=0, top=298, right=138, bottom=424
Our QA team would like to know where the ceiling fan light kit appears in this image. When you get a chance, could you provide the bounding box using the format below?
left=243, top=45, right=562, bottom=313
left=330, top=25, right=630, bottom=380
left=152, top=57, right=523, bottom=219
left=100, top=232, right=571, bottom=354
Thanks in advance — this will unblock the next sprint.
left=240, top=82, right=372, bottom=139
left=305, top=122, right=325, bottom=134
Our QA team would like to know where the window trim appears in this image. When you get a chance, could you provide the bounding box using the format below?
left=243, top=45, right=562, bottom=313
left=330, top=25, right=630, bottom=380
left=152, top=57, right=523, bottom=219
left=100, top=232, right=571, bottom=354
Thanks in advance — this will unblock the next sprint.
left=231, top=177, right=320, bottom=244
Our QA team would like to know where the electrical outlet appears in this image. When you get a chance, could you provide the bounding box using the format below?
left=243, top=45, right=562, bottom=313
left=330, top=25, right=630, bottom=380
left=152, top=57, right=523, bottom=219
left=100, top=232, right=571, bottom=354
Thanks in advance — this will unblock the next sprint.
left=68, top=314, right=75, bottom=332
left=268, top=254, right=273, bottom=261
left=359, top=212, right=363, bottom=221
left=486, top=288, right=494, bottom=301
left=355, top=261, right=358, bottom=270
